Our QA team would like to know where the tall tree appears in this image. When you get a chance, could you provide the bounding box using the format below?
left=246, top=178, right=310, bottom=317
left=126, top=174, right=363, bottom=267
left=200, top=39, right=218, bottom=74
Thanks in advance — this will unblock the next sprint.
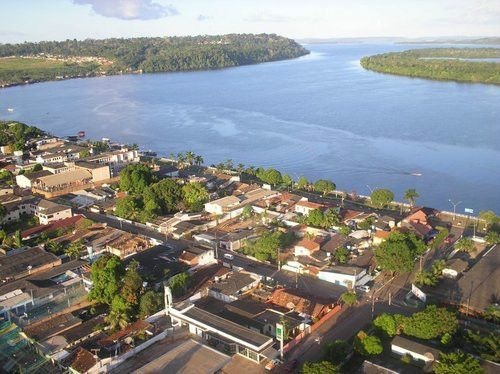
left=122, top=260, right=143, bottom=308
left=404, top=188, right=420, bottom=208
left=434, top=351, right=483, bottom=374
left=139, top=291, right=164, bottom=318
left=375, top=231, right=426, bottom=274
left=88, top=254, right=125, bottom=306
left=370, top=189, right=394, bottom=209
left=297, top=176, right=309, bottom=190
left=182, top=182, right=209, bottom=211
left=314, top=179, right=336, bottom=196
left=65, top=240, right=84, bottom=259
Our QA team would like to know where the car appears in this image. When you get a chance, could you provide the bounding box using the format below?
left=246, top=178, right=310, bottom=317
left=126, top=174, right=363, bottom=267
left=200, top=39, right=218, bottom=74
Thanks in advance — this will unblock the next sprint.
left=356, top=285, right=371, bottom=293
left=223, top=253, right=234, bottom=260
left=265, top=358, right=283, bottom=371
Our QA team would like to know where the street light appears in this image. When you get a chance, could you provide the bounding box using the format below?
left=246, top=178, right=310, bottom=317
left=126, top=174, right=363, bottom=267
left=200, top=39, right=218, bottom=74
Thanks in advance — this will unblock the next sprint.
left=448, top=199, right=462, bottom=221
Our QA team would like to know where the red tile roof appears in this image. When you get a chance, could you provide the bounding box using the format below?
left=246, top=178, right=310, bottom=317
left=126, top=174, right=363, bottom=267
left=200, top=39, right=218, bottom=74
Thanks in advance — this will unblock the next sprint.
left=295, top=238, right=320, bottom=252
left=21, top=214, right=84, bottom=238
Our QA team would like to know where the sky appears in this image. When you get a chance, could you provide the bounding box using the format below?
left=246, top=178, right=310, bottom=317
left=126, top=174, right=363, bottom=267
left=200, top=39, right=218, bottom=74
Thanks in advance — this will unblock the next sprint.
left=0, top=0, right=499, bottom=43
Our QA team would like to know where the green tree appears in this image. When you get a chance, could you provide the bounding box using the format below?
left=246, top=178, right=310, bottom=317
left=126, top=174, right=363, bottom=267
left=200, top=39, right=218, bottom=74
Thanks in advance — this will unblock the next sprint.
left=297, top=176, right=309, bottom=190
left=151, top=179, right=183, bottom=214
left=257, top=168, right=282, bottom=185
left=340, top=292, right=357, bottom=306
left=483, top=304, right=500, bottom=323
left=455, top=237, right=475, bottom=252
left=169, top=272, right=191, bottom=298
left=119, top=164, right=155, bottom=194
left=404, top=188, right=419, bottom=208
left=434, top=351, right=483, bottom=374
left=182, top=182, right=209, bottom=211
left=282, top=174, right=293, bottom=188
left=375, top=231, right=426, bottom=274
left=139, top=291, right=164, bottom=318
left=106, top=295, right=131, bottom=330
left=314, top=179, right=336, bottom=196
left=354, top=331, right=383, bottom=356
left=241, top=205, right=253, bottom=220
left=115, top=195, right=141, bottom=220
left=485, top=231, right=500, bottom=245
left=403, top=305, right=458, bottom=340
left=79, top=150, right=91, bottom=158
left=46, top=240, right=64, bottom=255
left=75, top=218, right=94, bottom=230
left=122, top=260, right=143, bottom=308
left=88, top=254, right=125, bottom=305
left=0, top=204, right=6, bottom=221
left=65, top=240, right=84, bottom=259
left=373, top=313, right=399, bottom=337
left=370, top=189, right=394, bottom=209
left=479, top=210, right=498, bottom=230
left=14, top=230, right=22, bottom=248
left=243, top=231, right=283, bottom=262
left=322, top=339, right=349, bottom=365
left=334, top=247, right=349, bottom=264
left=302, top=361, right=339, bottom=374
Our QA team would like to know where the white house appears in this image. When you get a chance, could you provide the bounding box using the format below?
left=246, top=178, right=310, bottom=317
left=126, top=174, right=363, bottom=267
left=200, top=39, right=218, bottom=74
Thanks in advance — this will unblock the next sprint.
left=204, top=195, right=241, bottom=215
left=318, top=265, right=369, bottom=288
left=391, top=335, right=440, bottom=370
left=294, top=200, right=325, bottom=216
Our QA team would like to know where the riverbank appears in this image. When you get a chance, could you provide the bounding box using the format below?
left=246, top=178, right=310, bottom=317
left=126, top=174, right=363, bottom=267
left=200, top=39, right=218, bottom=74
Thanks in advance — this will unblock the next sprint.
left=0, top=34, right=309, bottom=88
left=360, top=48, right=500, bottom=84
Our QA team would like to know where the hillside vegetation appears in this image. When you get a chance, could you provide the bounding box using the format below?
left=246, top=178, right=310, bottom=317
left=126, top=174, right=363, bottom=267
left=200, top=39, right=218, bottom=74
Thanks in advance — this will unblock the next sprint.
left=360, top=48, right=500, bottom=84
left=0, top=34, right=308, bottom=87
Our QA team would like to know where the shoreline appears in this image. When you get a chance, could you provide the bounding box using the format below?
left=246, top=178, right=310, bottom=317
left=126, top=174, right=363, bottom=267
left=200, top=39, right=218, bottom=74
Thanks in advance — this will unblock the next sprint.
left=0, top=51, right=310, bottom=89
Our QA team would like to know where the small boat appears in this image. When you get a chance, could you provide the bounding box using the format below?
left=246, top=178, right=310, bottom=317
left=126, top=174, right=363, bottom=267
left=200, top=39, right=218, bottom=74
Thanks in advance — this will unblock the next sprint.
left=77, top=131, right=86, bottom=138
left=411, top=172, right=422, bottom=177
left=7, top=108, right=14, bottom=112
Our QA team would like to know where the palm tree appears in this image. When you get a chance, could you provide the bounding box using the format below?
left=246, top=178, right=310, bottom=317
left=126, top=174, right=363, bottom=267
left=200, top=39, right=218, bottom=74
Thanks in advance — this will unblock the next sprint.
left=185, top=151, right=195, bottom=165
left=106, top=308, right=129, bottom=330
left=404, top=188, right=419, bottom=209
left=455, top=237, right=475, bottom=252
left=236, top=163, right=245, bottom=176
left=194, top=155, right=204, bottom=166
left=177, top=152, right=185, bottom=165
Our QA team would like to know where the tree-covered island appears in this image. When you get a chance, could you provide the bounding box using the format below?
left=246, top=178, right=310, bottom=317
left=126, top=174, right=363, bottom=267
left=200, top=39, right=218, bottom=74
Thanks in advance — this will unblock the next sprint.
left=0, top=33, right=309, bottom=87
left=360, top=48, right=500, bottom=84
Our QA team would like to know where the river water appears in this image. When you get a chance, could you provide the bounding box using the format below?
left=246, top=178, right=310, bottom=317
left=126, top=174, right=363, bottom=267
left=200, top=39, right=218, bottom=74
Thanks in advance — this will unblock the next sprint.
left=1, top=43, right=499, bottom=213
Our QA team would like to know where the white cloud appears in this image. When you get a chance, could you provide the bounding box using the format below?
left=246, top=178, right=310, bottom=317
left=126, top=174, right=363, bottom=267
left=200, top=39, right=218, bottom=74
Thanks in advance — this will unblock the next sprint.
left=73, top=0, right=178, bottom=20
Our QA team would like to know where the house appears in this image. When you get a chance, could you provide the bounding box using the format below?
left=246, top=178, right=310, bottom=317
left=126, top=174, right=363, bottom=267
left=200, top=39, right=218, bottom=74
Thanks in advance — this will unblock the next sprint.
left=178, top=245, right=215, bottom=268
left=32, top=168, right=93, bottom=197
left=400, top=208, right=435, bottom=240
left=268, top=288, right=334, bottom=319
left=294, top=200, right=325, bottom=216
left=21, top=214, right=84, bottom=240
left=294, top=238, right=321, bottom=256
left=82, top=148, right=139, bottom=175
left=167, top=293, right=275, bottom=363
left=61, top=347, right=98, bottom=374
left=373, top=215, right=396, bottom=231
left=205, top=195, right=242, bottom=215
left=318, top=265, right=369, bottom=288
left=0, top=247, right=62, bottom=283
left=391, top=335, right=440, bottom=370
left=34, top=144, right=87, bottom=164
left=0, top=259, right=85, bottom=320
left=220, top=229, right=260, bottom=251
left=438, top=244, right=500, bottom=315
left=373, top=230, right=391, bottom=246
left=105, top=233, right=150, bottom=259
left=15, top=170, right=52, bottom=188
left=208, top=270, right=261, bottom=303
left=74, top=161, right=111, bottom=182
left=1, top=195, right=72, bottom=225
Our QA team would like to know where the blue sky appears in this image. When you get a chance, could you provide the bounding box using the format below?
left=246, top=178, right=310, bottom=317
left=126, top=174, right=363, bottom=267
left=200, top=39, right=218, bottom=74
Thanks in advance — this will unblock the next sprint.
left=1, top=0, right=499, bottom=43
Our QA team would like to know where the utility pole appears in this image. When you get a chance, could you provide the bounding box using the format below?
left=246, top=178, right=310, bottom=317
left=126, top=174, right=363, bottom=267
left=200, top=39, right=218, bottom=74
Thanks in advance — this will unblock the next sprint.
left=448, top=199, right=462, bottom=221
left=388, top=292, right=392, bottom=306
left=371, top=296, right=375, bottom=319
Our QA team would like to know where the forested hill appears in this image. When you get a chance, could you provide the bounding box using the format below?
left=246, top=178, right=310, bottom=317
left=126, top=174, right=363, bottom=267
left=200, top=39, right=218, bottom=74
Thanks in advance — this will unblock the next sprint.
left=360, top=48, right=500, bottom=84
left=0, top=34, right=309, bottom=87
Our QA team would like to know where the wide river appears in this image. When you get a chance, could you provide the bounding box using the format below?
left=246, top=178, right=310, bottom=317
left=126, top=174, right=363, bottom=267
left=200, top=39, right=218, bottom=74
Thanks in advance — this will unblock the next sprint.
left=1, top=43, right=499, bottom=213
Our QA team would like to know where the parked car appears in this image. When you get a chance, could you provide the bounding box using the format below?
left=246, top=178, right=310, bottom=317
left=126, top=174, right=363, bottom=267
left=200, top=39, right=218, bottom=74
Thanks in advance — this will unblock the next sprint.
left=223, top=253, right=234, bottom=260
left=265, top=358, right=282, bottom=371
left=356, top=285, right=371, bottom=293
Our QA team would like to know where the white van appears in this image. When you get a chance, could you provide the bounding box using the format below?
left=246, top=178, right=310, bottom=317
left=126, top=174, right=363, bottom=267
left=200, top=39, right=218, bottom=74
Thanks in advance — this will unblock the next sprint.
left=223, top=253, right=234, bottom=261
